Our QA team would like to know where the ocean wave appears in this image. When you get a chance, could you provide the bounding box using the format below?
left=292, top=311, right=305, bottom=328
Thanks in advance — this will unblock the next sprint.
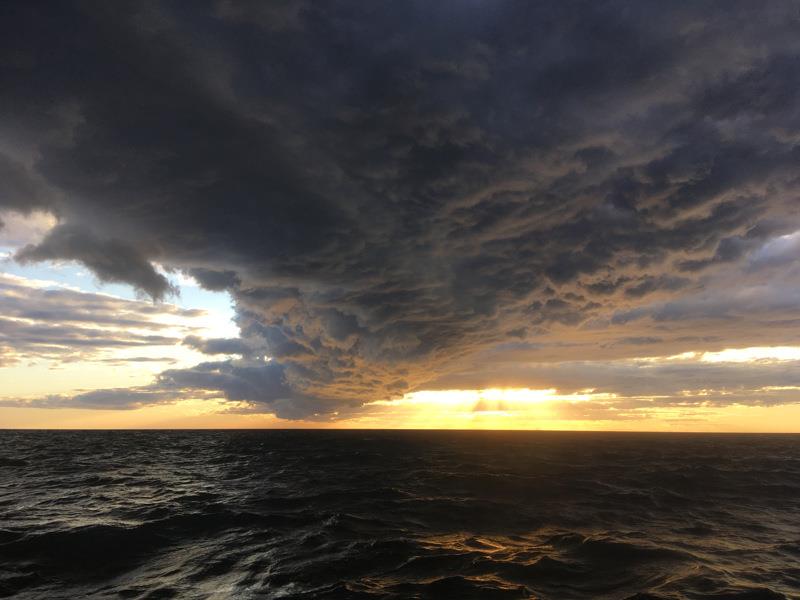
left=1, top=430, right=798, bottom=599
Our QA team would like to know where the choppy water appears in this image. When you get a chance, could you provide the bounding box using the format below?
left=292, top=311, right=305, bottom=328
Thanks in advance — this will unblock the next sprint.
left=1, top=431, right=799, bottom=599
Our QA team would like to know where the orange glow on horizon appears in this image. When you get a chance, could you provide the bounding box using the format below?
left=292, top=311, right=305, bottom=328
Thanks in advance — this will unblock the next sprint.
left=2, top=388, right=800, bottom=433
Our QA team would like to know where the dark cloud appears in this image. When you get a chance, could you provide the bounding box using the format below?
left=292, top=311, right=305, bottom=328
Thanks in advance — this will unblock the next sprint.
left=187, top=268, right=241, bottom=291
left=1, top=1, right=800, bottom=417
left=0, top=154, right=53, bottom=217
left=5, top=359, right=354, bottom=420
left=182, top=335, right=253, bottom=356
left=15, top=225, right=176, bottom=300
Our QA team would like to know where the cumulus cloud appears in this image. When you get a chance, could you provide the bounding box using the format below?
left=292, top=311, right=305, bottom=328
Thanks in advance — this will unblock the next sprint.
left=1, top=1, right=800, bottom=418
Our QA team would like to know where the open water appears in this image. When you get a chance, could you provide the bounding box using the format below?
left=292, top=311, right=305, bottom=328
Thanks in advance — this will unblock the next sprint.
left=0, top=430, right=798, bottom=599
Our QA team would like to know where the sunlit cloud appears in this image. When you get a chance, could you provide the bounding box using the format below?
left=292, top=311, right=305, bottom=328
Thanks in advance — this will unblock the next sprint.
left=372, top=388, right=608, bottom=410
left=633, top=346, right=800, bottom=364
left=0, top=210, right=57, bottom=249
left=361, top=388, right=620, bottom=428
left=0, top=271, right=239, bottom=399
left=748, top=230, right=800, bottom=270
left=2, top=1, right=800, bottom=430
left=700, top=346, right=800, bottom=363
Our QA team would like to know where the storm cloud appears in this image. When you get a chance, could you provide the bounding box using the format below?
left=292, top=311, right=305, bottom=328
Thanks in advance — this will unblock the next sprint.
left=15, top=225, right=176, bottom=300
left=1, top=1, right=800, bottom=417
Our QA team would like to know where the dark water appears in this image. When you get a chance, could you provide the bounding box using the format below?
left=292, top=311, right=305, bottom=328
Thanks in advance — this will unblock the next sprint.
left=1, top=431, right=799, bottom=599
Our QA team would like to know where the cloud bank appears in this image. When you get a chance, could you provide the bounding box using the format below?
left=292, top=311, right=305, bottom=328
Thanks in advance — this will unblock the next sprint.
left=1, top=1, right=800, bottom=420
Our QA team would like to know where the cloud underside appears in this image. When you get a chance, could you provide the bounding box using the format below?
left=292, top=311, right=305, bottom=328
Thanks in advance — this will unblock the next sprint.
left=1, top=1, right=800, bottom=419
left=5, top=355, right=800, bottom=422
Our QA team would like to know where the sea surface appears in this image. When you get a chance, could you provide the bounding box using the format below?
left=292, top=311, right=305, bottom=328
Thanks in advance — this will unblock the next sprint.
left=0, top=430, right=798, bottom=599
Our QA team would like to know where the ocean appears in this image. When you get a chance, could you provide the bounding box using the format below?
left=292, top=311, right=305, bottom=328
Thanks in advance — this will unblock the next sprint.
left=0, top=430, right=798, bottom=599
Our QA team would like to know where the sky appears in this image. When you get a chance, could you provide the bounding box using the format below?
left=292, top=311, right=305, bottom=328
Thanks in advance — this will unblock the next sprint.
left=1, top=1, right=800, bottom=430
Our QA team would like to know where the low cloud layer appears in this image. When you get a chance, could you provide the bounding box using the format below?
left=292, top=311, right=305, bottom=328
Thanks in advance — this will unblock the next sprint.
left=0, top=273, right=203, bottom=364
left=1, top=1, right=799, bottom=419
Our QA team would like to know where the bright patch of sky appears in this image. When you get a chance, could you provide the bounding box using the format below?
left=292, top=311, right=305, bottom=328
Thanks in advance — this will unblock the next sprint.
left=1, top=210, right=239, bottom=403
left=1, top=210, right=237, bottom=340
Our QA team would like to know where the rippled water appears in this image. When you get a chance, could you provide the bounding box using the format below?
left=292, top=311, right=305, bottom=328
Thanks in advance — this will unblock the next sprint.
left=1, top=431, right=799, bottom=599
